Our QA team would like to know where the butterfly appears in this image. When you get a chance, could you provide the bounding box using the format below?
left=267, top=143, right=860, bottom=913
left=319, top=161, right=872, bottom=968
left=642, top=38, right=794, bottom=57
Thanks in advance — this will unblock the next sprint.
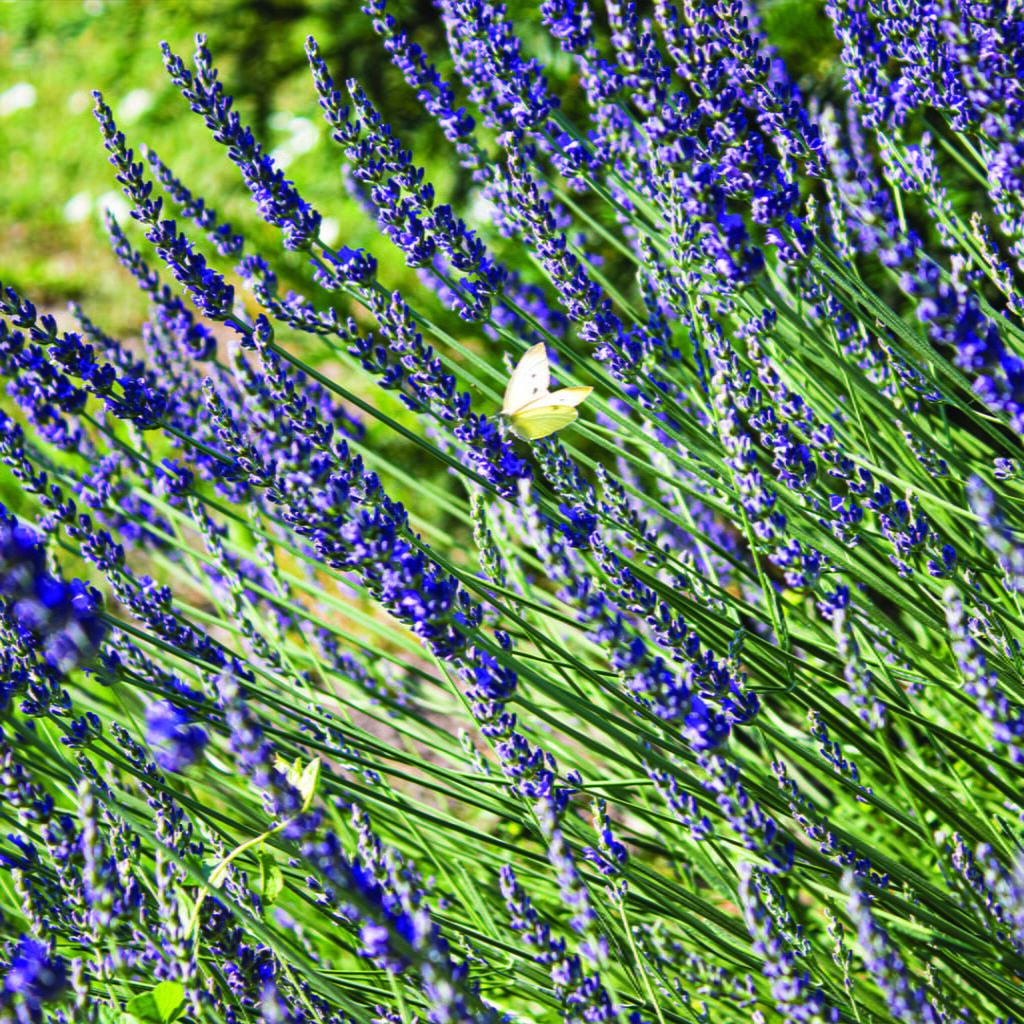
left=501, top=342, right=593, bottom=441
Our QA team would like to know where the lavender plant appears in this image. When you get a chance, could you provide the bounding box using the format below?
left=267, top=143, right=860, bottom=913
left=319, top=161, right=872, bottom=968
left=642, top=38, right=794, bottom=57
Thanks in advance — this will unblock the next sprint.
left=2, top=2, right=1024, bottom=1023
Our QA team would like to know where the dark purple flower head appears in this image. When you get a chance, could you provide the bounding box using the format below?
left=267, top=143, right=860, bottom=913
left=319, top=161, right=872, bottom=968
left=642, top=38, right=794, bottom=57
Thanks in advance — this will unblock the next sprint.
left=0, top=519, right=46, bottom=593
left=2, top=936, right=67, bottom=1022
left=145, top=700, right=209, bottom=773
left=0, top=507, right=106, bottom=676
left=161, top=34, right=322, bottom=251
left=154, top=458, right=195, bottom=503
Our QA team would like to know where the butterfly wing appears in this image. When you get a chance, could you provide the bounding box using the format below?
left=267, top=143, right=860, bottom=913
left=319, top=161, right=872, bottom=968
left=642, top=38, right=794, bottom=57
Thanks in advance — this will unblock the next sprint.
left=512, top=386, right=593, bottom=414
left=509, top=406, right=579, bottom=440
left=503, top=343, right=551, bottom=415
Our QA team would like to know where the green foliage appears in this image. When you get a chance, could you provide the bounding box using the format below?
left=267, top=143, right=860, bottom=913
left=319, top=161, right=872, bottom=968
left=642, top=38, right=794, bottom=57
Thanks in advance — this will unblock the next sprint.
left=124, top=983, right=187, bottom=1024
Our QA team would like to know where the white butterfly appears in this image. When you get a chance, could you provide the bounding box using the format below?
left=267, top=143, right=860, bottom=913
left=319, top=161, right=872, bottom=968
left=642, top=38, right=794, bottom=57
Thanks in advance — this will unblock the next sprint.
left=501, top=343, right=593, bottom=441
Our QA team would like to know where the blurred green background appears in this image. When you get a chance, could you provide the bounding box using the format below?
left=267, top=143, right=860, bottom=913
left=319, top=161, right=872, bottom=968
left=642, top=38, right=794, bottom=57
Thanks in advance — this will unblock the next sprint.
left=0, top=0, right=837, bottom=523
left=0, top=0, right=463, bottom=333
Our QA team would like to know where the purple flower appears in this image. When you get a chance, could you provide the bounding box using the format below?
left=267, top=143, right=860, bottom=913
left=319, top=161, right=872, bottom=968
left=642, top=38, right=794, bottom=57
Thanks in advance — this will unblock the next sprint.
left=2, top=937, right=67, bottom=1023
left=967, top=476, right=1024, bottom=593
left=700, top=754, right=795, bottom=874
left=145, top=700, right=209, bottom=773
left=0, top=506, right=106, bottom=679
left=845, top=873, right=940, bottom=1022
left=945, top=586, right=1024, bottom=763
left=739, top=864, right=838, bottom=1023
left=500, top=863, right=614, bottom=1019
left=161, top=35, right=321, bottom=251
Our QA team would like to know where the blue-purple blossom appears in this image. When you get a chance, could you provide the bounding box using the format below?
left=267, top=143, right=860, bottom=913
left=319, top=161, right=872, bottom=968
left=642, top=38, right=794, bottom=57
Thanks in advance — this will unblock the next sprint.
left=0, top=507, right=105, bottom=680
left=844, top=873, right=940, bottom=1022
left=161, top=36, right=322, bottom=251
left=739, top=864, right=838, bottom=1023
left=500, top=862, right=615, bottom=1020
left=145, top=700, right=209, bottom=773
left=1, top=937, right=68, bottom=1023
left=945, top=586, right=1024, bottom=763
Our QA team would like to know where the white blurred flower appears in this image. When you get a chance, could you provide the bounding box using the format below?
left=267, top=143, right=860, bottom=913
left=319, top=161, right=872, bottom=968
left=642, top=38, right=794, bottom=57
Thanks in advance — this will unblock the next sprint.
left=96, top=190, right=131, bottom=225
left=269, top=115, right=320, bottom=169
left=466, top=190, right=498, bottom=230
left=0, top=83, right=36, bottom=117
left=117, top=88, right=154, bottom=124
left=67, top=90, right=91, bottom=115
left=319, top=216, right=340, bottom=247
left=270, top=146, right=294, bottom=170
left=285, top=117, right=318, bottom=155
left=63, top=192, right=93, bottom=223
